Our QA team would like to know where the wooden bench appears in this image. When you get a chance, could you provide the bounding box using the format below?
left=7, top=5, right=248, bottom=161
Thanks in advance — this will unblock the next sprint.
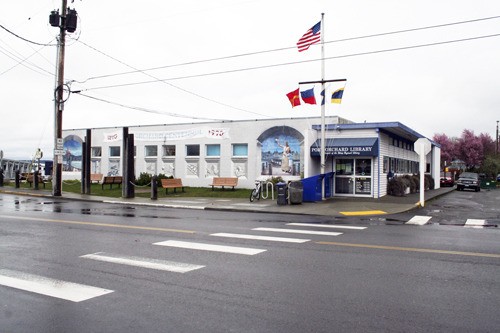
left=161, top=178, right=186, bottom=194
left=26, top=173, right=46, bottom=188
left=101, top=176, right=123, bottom=189
left=210, top=177, right=238, bottom=191
left=90, top=173, right=103, bottom=184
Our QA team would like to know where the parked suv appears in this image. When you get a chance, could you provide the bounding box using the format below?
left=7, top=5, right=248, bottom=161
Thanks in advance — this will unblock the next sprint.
left=456, top=172, right=480, bottom=192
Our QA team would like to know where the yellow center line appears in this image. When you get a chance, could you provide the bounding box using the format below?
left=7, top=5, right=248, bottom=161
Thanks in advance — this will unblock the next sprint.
left=316, top=241, right=500, bottom=258
left=0, top=215, right=195, bottom=234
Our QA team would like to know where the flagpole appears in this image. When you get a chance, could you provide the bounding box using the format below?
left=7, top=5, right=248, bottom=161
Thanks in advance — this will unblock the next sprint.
left=320, top=12, right=326, bottom=199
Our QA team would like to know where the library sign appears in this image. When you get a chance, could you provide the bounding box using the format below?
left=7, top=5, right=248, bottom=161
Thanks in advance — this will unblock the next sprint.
left=310, top=138, right=379, bottom=157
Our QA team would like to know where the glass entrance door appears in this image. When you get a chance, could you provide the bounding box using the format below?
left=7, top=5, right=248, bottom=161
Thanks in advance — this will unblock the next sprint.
left=335, top=158, right=372, bottom=196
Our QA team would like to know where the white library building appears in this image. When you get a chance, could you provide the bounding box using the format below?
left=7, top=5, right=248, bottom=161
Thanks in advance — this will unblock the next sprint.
left=62, top=115, right=441, bottom=199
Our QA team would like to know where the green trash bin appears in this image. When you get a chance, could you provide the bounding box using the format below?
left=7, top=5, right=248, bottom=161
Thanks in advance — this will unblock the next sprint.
left=481, top=179, right=497, bottom=189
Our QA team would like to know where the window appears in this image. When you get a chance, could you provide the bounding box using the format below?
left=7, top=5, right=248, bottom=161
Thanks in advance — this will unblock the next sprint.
left=186, top=144, right=200, bottom=157
left=232, top=144, right=248, bottom=157
left=91, top=147, right=102, bottom=157
left=145, top=145, right=158, bottom=157
left=387, top=157, right=419, bottom=173
left=356, top=159, right=371, bottom=176
left=206, top=144, right=220, bottom=157
left=162, top=145, right=176, bottom=156
left=335, top=159, right=353, bottom=175
left=109, top=146, right=120, bottom=157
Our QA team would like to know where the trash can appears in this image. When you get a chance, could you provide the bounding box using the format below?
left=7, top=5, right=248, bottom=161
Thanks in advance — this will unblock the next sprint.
left=481, top=179, right=497, bottom=189
left=276, top=182, right=288, bottom=205
left=301, top=174, right=324, bottom=202
left=288, top=181, right=303, bottom=205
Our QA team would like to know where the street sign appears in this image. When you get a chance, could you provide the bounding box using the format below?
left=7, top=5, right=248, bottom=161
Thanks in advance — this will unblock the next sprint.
left=414, top=138, right=431, bottom=155
left=54, top=149, right=65, bottom=156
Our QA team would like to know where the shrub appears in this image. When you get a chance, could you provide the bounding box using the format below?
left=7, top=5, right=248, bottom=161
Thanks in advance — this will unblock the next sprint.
left=411, top=174, right=419, bottom=192
left=388, top=174, right=436, bottom=196
left=135, top=172, right=172, bottom=187
left=403, top=174, right=417, bottom=193
left=388, top=176, right=406, bottom=196
left=424, top=174, right=434, bottom=190
left=266, top=176, right=284, bottom=186
left=135, top=172, right=152, bottom=186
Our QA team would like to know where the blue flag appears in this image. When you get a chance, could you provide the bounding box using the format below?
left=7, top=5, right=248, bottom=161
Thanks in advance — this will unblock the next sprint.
left=331, top=88, right=344, bottom=104
left=300, top=88, right=316, bottom=104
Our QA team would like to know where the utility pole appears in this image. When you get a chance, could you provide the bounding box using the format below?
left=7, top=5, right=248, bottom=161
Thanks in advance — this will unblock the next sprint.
left=53, top=0, right=67, bottom=196
left=49, top=1, right=77, bottom=196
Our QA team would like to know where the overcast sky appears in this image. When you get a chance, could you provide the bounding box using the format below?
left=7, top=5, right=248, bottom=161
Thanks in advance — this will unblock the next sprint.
left=1, top=0, right=499, bottom=160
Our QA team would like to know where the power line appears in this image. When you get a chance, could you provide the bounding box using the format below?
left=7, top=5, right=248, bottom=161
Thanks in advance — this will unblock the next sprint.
left=0, top=42, right=55, bottom=77
left=74, top=92, right=238, bottom=122
left=80, top=32, right=500, bottom=92
left=76, top=15, right=500, bottom=83
left=0, top=23, right=57, bottom=46
left=75, top=39, right=270, bottom=118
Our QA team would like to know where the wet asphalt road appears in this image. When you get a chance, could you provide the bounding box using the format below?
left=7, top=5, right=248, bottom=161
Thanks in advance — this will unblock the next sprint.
left=0, top=192, right=499, bottom=332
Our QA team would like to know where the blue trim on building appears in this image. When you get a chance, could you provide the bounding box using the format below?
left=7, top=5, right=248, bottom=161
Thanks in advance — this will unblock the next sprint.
left=312, top=122, right=427, bottom=140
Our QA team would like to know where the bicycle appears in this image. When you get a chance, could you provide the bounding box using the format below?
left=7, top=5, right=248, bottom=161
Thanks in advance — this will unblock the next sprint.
left=249, top=180, right=263, bottom=202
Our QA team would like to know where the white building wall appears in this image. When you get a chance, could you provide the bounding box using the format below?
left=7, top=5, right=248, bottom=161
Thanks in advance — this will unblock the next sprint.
left=62, top=118, right=438, bottom=197
left=378, top=133, right=390, bottom=197
left=64, top=117, right=347, bottom=189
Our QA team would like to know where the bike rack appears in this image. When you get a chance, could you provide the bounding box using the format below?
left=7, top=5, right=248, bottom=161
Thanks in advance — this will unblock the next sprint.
left=261, top=181, right=274, bottom=200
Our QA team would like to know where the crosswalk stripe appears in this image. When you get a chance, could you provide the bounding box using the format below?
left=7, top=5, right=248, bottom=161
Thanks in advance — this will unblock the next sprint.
left=0, top=269, right=114, bottom=302
left=464, top=219, right=486, bottom=228
left=211, top=233, right=309, bottom=243
left=153, top=240, right=266, bottom=255
left=252, top=227, right=342, bottom=236
left=406, top=216, right=432, bottom=225
left=287, top=223, right=367, bottom=230
left=80, top=252, right=205, bottom=273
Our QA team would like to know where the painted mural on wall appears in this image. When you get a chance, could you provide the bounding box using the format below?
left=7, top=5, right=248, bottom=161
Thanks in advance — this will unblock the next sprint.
left=258, top=126, right=303, bottom=177
left=63, top=135, right=83, bottom=171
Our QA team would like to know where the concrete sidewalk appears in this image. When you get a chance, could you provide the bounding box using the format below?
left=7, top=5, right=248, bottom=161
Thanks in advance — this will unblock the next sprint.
left=0, top=185, right=456, bottom=217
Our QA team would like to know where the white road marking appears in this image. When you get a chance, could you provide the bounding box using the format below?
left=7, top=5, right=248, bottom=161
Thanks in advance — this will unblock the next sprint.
left=0, top=269, right=113, bottom=302
left=406, top=216, right=432, bottom=225
left=252, top=227, right=342, bottom=236
left=211, top=232, right=310, bottom=243
left=153, top=240, right=266, bottom=255
left=287, top=223, right=367, bottom=230
left=80, top=252, right=204, bottom=273
left=464, top=219, right=486, bottom=228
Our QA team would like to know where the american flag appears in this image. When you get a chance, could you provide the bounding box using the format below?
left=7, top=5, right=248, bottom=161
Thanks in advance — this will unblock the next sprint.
left=297, top=21, right=321, bottom=52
